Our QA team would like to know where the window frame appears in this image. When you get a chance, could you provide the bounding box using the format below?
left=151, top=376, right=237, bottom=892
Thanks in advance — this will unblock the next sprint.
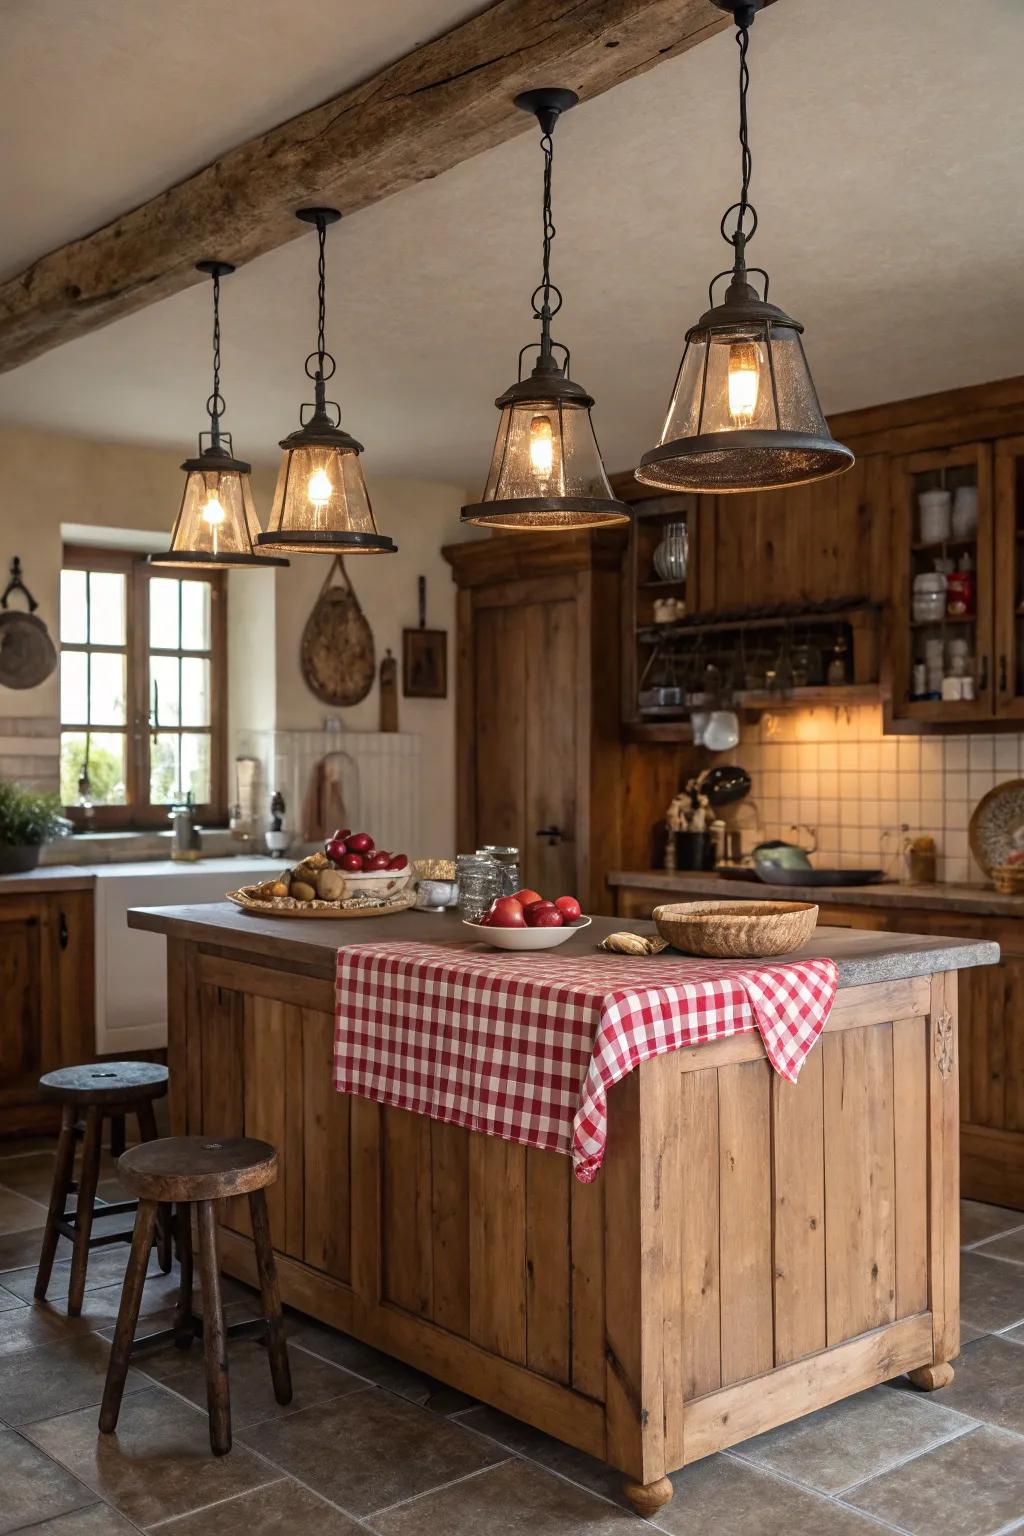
left=60, top=546, right=228, bottom=830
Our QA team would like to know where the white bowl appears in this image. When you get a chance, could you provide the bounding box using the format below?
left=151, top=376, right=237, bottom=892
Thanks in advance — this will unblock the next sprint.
left=463, top=915, right=591, bottom=950
left=338, top=866, right=412, bottom=900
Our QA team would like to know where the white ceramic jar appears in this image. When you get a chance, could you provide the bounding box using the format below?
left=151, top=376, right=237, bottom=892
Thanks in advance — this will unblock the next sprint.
left=918, top=489, right=952, bottom=544
left=951, top=485, right=978, bottom=539
left=912, top=571, right=947, bottom=623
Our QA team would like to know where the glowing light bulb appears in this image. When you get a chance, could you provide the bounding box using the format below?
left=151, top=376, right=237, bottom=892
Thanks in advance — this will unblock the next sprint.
left=308, top=467, right=333, bottom=509
left=727, top=341, right=761, bottom=426
left=201, top=491, right=226, bottom=557
left=529, top=414, right=554, bottom=479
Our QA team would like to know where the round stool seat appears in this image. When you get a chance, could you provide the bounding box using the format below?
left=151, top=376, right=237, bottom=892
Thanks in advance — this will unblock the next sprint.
left=39, top=1062, right=168, bottom=1106
left=117, top=1136, right=278, bottom=1203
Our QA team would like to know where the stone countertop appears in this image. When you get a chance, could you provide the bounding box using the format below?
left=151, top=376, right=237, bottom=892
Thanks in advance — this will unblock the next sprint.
left=0, top=864, right=97, bottom=895
left=607, top=869, right=1024, bottom=919
left=127, top=902, right=999, bottom=988
left=0, top=856, right=281, bottom=898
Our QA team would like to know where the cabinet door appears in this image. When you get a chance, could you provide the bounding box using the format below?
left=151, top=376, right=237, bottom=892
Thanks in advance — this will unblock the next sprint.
left=473, top=603, right=529, bottom=856
left=994, top=434, right=1024, bottom=718
left=524, top=597, right=578, bottom=896
left=0, top=900, right=45, bottom=1085
left=889, top=443, right=994, bottom=723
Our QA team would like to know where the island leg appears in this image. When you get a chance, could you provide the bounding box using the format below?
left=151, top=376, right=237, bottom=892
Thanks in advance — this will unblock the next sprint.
left=622, top=1477, right=674, bottom=1518
left=907, top=1362, right=955, bottom=1391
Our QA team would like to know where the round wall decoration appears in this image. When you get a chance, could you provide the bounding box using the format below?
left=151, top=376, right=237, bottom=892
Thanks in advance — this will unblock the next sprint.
left=300, top=555, right=375, bottom=707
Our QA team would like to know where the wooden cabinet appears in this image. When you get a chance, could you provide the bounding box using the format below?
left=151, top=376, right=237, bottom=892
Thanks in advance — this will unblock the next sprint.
left=994, top=434, right=1024, bottom=716
left=0, top=889, right=94, bottom=1136
left=444, top=532, right=626, bottom=913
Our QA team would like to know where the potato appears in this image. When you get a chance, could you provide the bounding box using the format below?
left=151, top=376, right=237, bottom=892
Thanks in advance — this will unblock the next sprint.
left=317, top=868, right=346, bottom=901
left=290, top=880, right=317, bottom=903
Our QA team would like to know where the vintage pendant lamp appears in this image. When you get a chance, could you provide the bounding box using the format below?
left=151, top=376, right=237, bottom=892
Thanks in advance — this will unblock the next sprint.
left=257, top=209, right=397, bottom=556
left=150, top=262, right=287, bottom=569
left=461, top=89, right=629, bottom=530
left=635, top=2, right=853, bottom=494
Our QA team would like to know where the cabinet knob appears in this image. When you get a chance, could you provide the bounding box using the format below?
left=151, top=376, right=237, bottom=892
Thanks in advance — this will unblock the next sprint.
left=58, top=911, right=68, bottom=950
left=999, top=654, right=1008, bottom=693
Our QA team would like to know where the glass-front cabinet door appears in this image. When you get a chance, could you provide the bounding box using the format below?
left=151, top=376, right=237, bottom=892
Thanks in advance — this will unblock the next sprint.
left=995, top=434, right=1024, bottom=718
left=889, top=443, right=994, bottom=724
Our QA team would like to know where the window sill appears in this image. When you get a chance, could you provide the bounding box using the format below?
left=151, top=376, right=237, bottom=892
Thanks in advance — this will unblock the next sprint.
left=42, top=827, right=245, bottom=867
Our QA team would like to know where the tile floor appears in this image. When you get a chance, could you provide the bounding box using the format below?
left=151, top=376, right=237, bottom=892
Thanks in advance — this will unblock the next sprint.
left=0, top=1138, right=1023, bottom=1535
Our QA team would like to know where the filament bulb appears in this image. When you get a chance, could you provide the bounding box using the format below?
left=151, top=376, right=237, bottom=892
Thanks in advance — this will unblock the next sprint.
left=201, top=492, right=226, bottom=527
left=727, top=341, right=761, bottom=426
left=529, top=414, right=554, bottom=479
left=308, top=467, right=334, bottom=508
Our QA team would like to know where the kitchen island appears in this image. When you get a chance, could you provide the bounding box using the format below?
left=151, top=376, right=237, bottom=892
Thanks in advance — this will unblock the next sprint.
left=130, top=901, right=996, bottom=1517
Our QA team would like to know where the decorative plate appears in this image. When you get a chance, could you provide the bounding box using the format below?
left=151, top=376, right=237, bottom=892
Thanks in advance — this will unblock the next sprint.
left=227, top=886, right=417, bottom=919
left=969, top=779, right=1024, bottom=878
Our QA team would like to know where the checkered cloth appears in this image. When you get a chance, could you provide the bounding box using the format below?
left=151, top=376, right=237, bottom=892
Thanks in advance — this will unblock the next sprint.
left=334, top=942, right=837, bottom=1182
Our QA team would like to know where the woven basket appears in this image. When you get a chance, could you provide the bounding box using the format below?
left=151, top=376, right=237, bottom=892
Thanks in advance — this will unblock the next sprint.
left=652, top=900, right=819, bottom=959
left=991, top=864, right=1024, bottom=896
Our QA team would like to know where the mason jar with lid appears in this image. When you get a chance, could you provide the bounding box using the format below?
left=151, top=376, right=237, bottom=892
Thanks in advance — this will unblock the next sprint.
left=457, top=853, right=501, bottom=921
left=476, top=845, right=521, bottom=897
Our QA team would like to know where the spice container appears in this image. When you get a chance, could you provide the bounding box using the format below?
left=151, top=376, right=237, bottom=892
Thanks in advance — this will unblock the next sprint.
left=904, top=835, right=937, bottom=884
left=913, top=572, right=947, bottom=623
left=918, top=489, right=951, bottom=543
left=946, top=566, right=975, bottom=618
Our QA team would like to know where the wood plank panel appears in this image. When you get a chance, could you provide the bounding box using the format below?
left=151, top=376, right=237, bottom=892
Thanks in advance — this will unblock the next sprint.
left=469, top=1135, right=527, bottom=1364
left=660, top=1059, right=685, bottom=1468
left=472, top=604, right=527, bottom=861
left=431, top=1120, right=470, bottom=1336
left=928, top=974, right=960, bottom=1364
left=718, top=1060, right=773, bottom=1386
left=524, top=598, right=577, bottom=896
left=772, top=1052, right=826, bottom=1366
left=570, top=1171, right=605, bottom=1402
left=166, top=941, right=189, bottom=1136
left=243, top=995, right=303, bottom=1260
left=200, top=983, right=248, bottom=1236
left=301, top=1008, right=351, bottom=1283
left=525, top=1149, right=571, bottom=1384
left=892, top=1016, right=928, bottom=1318
left=679, top=1068, right=721, bottom=1400
left=382, top=1106, right=434, bottom=1318
left=823, top=1026, right=896, bottom=1344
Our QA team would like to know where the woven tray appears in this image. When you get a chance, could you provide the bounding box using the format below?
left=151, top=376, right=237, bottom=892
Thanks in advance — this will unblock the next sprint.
left=227, top=886, right=417, bottom=920
left=652, top=899, right=818, bottom=958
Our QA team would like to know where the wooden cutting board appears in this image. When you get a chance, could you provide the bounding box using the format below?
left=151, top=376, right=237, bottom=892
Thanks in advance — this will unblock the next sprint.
left=300, top=556, right=375, bottom=706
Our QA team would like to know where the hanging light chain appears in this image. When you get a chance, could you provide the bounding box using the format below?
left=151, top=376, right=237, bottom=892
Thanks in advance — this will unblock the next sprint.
left=719, top=4, right=759, bottom=262
left=316, top=216, right=327, bottom=373
left=206, top=269, right=226, bottom=440
left=532, top=123, right=563, bottom=354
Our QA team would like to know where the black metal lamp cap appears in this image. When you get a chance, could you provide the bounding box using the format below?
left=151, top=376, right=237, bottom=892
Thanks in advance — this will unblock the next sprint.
left=514, top=87, right=578, bottom=136
left=711, top=0, right=770, bottom=19
left=296, top=207, right=342, bottom=228
left=195, top=260, right=235, bottom=279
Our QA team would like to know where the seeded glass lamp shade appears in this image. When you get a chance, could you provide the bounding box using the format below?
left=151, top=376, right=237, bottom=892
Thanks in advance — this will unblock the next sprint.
left=635, top=271, right=854, bottom=493
left=151, top=260, right=288, bottom=570
left=256, top=207, right=397, bottom=557
left=463, top=354, right=628, bottom=529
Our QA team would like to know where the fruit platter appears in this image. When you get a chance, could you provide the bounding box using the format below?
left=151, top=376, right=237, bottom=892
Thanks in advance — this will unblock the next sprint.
left=227, top=827, right=414, bottom=918
left=464, top=887, right=591, bottom=950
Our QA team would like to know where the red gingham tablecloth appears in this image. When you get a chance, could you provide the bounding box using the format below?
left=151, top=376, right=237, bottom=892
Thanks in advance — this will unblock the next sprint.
left=333, top=942, right=837, bottom=1182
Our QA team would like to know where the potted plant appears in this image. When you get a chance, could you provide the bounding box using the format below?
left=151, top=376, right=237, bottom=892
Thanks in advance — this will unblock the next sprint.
left=0, top=779, right=63, bottom=873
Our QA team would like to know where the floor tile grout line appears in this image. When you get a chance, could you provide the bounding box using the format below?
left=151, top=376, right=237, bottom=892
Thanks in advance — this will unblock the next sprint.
left=834, top=1421, right=984, bottom=1500
left=962, top=1221, right=1024, bottom=1251
left=6, top=1419, right=126, bottom=1530
left=711, top=1449, right=919, bottom=1536
left=366, top=1456, right=515, bottom=1519
left=143, top=1474, right=289, bottom=1530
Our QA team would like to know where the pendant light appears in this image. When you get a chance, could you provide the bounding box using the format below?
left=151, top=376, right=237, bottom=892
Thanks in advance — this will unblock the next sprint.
left=151, top=262, right=287, bottom=569
left=461, top=89, right=629, bottom=530
left=636, top=2, right=853, bottom=495
left=257, top=209, right=397, bottom=556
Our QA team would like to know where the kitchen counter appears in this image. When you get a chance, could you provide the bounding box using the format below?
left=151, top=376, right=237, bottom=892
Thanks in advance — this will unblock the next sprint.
left=127, top=901, right=998, bottom=988
left=132, top=898, right=988, bottom=1516
left=0, top=863, right=97, bottom=894
left=608, top=869, right=1024, bottom=919
left=0, top=855, right=281, bottom=898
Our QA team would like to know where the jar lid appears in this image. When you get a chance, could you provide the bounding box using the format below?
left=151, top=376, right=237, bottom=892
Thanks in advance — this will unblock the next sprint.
left=476, top=845, right=519, bottom=862
left=913, top=572, right=947, bottom=590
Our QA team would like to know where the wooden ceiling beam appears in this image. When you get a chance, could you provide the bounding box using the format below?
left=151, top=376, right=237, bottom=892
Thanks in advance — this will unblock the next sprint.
left=0, top=0, right=729, bottom=374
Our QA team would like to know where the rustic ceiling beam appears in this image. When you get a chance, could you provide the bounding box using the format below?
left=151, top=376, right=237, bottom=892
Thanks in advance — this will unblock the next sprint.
left=0, top=0, right=730, bottom=374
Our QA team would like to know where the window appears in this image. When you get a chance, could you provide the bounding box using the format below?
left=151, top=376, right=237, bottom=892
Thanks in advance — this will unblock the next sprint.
left=59, top=548, right=227, bottom=827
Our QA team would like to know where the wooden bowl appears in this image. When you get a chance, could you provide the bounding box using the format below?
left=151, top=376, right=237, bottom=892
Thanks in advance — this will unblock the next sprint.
left=652, top=899, right=819, bottom=959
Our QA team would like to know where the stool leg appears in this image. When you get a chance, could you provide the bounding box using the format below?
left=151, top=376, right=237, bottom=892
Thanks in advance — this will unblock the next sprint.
left=195, top=1199, right=231, bottom=1455
left=35, top=1103, right=77, bottom=1301
left=136, top=1100, right=173, bottom=1273
left=109, top=1112, right=126, bottom=1159
left=173, top=1204, right=195, bottom=1349
left=68, top=1106, right=103, bottom=1316
left=99, top=1198, right=158, bottom=1434
left=249, top=1187, right=292, bottom=1406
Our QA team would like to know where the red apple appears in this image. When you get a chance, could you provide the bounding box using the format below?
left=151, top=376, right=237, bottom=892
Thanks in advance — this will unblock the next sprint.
left=388, top=854, right=409, bottom=870
left=325, top=837, right=348, bottom=866
left=488, top=896, right=526, bottom=928
left=332, top=828, right=352, bottom=844
left=341, top=852, right=365, bottom=872
left=366, top=851, right=390, bottom=871
left=346, top=831, right=374, bottom=854
left=531, top=908, right=564, bottom=928
left=477, top=912, right=494, bottom=926
left=555, top=895, right=581, bottom=922
left=523, top=900, right=558, bottom=926
left=512, top=887, right=543, bottom=908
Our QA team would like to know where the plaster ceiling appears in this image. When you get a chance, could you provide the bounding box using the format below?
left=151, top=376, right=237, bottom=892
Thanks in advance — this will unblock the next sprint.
left=0, top=0, right=1021, bottom=488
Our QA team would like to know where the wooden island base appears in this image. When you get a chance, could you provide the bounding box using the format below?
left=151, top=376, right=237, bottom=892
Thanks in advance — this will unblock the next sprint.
left=132, top=907, right=984, bottom=1517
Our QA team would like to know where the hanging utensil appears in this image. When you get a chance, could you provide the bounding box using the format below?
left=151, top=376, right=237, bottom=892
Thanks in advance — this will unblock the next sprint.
left=0, top=557, right=57, bottom=690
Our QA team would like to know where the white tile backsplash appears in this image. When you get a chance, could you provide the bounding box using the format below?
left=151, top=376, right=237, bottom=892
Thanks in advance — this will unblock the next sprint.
left=727, top=702, right=1024, bottom=882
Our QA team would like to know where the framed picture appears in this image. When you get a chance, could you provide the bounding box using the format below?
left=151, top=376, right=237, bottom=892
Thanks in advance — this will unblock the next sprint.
left=402, top=626, right=447, bottom=698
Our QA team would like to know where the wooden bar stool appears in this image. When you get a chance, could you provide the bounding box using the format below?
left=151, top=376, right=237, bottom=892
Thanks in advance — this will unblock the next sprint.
left=100, top=1136, right=292, bottom=1455
left=35, top=1062, right=172, bottom=1315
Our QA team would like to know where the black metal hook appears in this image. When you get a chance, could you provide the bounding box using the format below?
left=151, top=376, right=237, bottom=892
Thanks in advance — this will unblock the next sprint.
left=1, top=557, right=38, bottom=613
